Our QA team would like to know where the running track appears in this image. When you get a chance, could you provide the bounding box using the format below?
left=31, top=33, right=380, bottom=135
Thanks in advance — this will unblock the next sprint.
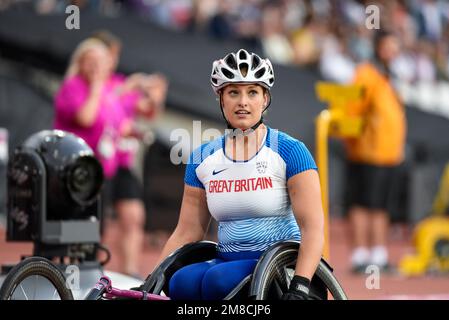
left=1, top=217, right=448, bottom=300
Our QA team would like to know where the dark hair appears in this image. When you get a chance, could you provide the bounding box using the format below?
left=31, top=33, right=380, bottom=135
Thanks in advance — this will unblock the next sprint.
left=373, top=29, right=397, bottom=62
left=90, top=30, right=122, bottom=49
left=373, top=30, right=395, bottom=51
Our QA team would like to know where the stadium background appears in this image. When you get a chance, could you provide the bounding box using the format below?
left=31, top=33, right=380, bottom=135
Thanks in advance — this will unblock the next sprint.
left=0, top=0, right=449, bottom=299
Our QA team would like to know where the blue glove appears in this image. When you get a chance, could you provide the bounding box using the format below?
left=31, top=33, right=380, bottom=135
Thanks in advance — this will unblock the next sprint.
left=281, top=275, right=310, bottom=300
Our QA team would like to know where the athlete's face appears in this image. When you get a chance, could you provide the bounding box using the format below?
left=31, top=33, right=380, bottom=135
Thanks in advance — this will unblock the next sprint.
left=221, top=84, right=269, bottom=130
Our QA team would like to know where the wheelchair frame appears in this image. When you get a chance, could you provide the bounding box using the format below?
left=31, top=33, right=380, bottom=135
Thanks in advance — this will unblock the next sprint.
left=142, top=240, right=348, bottom=300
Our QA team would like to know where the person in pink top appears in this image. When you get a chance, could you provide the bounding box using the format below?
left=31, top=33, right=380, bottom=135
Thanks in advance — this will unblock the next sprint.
left=91, top=30, right=169, bottom=250
left=90, top=30, right=167, bottom=171
left=54, top=37, right=167, bottom=278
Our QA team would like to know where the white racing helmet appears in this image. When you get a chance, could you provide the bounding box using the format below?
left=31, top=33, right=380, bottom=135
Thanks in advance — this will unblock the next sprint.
left=210, top=49, right=275, bottom=94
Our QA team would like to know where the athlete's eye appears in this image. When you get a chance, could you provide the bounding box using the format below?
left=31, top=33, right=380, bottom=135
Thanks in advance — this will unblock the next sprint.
left=248, top=90, right=258, bottom=96
left=228, top=90, right=239, bottom=96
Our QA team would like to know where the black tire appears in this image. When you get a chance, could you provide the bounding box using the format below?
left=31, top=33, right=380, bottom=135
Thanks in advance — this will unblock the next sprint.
left=0, top=257, right=74, bottom=300
left=142, top=241, right=217, bottom=295
left=250, top=242, right=348, bottom=300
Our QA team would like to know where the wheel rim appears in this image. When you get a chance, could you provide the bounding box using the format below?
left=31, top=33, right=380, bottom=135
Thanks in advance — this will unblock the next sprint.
left=255, top=248, right=347, bottom=300
left=8, top=275, right=64, bottom=300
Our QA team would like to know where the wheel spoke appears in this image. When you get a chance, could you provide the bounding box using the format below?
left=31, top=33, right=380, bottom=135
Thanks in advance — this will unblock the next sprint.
left=33, top=275, right=37, bottom=300
left=275, top=266, right=288, bottom=291
left=283, top=267, right=291, bottom=287
left=52, top=288, right=58, bottom=300
left=19, top=284, right=29, bottom=300
left=272, top=278, right=284, bottom=298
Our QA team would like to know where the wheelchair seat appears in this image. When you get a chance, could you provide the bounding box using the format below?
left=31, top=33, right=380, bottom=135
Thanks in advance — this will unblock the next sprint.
left=141, top=240, right=347, bottom=300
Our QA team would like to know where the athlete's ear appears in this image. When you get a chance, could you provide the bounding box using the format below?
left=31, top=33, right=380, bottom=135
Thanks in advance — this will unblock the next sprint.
left=263, top=89, right=269, bottom=108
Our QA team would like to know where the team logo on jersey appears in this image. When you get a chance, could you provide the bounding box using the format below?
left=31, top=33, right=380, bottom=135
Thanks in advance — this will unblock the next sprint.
left=256, top=161, right=268, bottom=174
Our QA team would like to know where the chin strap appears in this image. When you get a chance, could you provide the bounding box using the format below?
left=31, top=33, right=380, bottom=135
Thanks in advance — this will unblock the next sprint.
left=225, top=115, right=264, bottom=136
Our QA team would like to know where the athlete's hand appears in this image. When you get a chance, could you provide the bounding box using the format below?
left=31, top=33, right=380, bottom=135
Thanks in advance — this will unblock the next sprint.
left=281, top=275, right=310, bottom=300
left=281, top=291, right=308, bottom=300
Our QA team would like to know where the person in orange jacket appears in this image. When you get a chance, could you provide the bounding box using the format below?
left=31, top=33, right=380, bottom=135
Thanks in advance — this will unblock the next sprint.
left=342, top=30, right=407, bottom=273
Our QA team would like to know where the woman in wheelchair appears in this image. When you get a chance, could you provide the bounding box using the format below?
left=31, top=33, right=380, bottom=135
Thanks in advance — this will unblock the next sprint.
left=152, top=49, right=325, bottom=300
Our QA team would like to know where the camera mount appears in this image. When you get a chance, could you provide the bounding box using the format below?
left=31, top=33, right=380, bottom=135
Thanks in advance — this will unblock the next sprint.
left=6, top=130, right=104, bottom=260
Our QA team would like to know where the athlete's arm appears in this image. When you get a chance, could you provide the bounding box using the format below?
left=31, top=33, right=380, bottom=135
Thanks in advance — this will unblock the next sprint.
left=152, top=184, right=211, bottom=269
left=288, top=169, right=325, bottom=280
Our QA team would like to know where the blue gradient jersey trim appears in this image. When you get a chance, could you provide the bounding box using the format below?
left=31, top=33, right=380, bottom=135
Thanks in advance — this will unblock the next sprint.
left=217, top=215, right=301, bottom=253
left=266, top=128, right=318, bottom=180
left=184, top=136, right=222, bottom=188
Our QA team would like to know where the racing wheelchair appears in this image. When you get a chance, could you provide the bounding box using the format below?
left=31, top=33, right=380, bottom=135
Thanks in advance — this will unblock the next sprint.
left=139, top=240, right=347, bottom=300
left=0, top=240, right=347, bottom=300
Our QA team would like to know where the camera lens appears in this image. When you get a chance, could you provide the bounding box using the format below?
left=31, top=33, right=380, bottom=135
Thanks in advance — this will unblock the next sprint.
left=72, top=165, right=90, bottom=191
left=67, top=157, right=102, bottom=205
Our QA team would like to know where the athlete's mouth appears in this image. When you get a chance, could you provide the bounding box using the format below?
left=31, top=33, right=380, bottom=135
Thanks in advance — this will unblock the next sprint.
left=235, top=110, right=250, bottom=115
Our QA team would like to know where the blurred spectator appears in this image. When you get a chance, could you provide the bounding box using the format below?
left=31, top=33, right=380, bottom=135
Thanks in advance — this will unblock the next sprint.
left=90, top=30, right=168, bottom=117
left=0, top=0, right=33, bottom=11
left=54, top=36, right=167, bottom=277
left=92, top=29, right=169, bottom=252
left=415, top=0, right=447, bottom=43
left=282, top=0, right=308, bottom=32
left=414, top=39, right=437, bottom=82
left=186, top=0, right=218, bottom=33
left=340, top=0, right=366, bottom=27
left=388, top=0, right=418, bottom=49
left=5, top=0, right=449, bottom=84
left=435, top=35, right=449, bottom=80
left=91, top=30, right=122, bottom=73
left=137, top=0, right=192, bottom=30
left=348, top=24, right=373, bottom=63
left=309, top=0, right=331, bottom=20
left=35, top=0, right=58, bottom=14
left=390, top=48, right=416, bottom=83
left=260, top=1, right=294, bottom=65
left=319, top=28, right=356, bottom=83
left=339, top=30, right=407, bottom=273
left=208, top=0, right=235, bottom=40
left=233, top=0, right=262, bottom=50
left=290, top=14, right=319, bottom=66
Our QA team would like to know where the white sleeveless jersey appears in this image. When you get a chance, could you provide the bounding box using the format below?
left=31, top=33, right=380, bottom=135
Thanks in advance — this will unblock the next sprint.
left=185, top=127, right=317, bottom=253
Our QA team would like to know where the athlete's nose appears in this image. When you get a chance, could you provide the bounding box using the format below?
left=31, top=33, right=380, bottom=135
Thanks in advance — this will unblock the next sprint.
left=238, top=92, right=249, bottom=107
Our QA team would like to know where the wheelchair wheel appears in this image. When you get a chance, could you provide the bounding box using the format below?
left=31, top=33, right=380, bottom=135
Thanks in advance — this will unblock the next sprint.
left=142, top=241, right=217, bottom=296
left=0, top=257, right=74, bottom=300
left=250, top=241, right=348, bottom=300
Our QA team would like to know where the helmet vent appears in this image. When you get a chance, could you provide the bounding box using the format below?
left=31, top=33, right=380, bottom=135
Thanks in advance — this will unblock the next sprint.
left=239, top=50, right=247, bottom=60
left=251, top=55, right=260, bottom=70
left=254, top=67, right=266, bottom=79
left=221, top=68, right=234, bottom=79
left=239, top=63, right=249, bottom=77
left=225, top=54, right=238, bottom=70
